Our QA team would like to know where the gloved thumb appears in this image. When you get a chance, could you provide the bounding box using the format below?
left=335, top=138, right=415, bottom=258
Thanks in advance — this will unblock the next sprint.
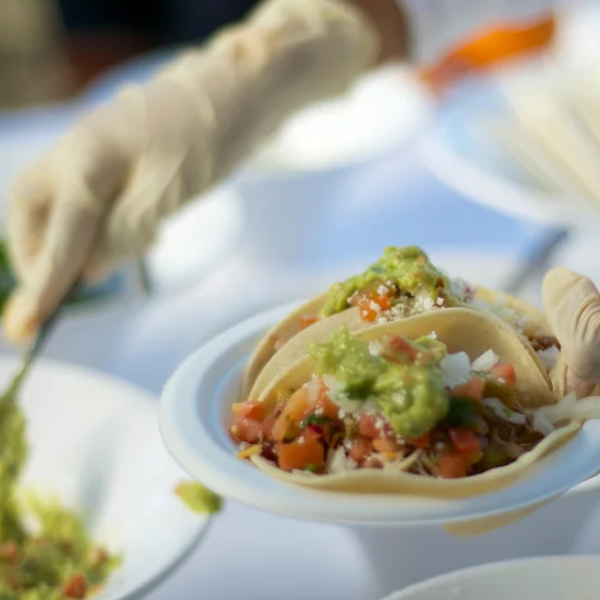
left=542, top=267, right=600, bottom=388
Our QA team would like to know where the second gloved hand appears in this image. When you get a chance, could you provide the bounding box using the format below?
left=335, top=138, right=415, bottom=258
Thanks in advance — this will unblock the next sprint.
left=543, top=267, right=600, bottom=398
left=4, top=0, right=378, bottom=342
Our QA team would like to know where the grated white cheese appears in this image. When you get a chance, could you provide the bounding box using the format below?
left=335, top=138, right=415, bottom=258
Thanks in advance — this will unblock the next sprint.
left=440, top=352, right=471, bottom=387
left=471, top=349, right=499, bottom=372
left=427, top=331, right=437, bottom=339
left=306, top=376, right=321, bottom=405
left=537, top=346, right=560, bottom=372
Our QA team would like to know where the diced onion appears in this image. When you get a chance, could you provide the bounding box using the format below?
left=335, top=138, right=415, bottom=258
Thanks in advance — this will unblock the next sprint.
left=368, top=340, right=383, bottom=356
left=471, top=349, right=500, bottom=372
left=483, top=397, right=527, bottom=425
left=534, top=393, right=600, bottom=425
left=327, top=446, right=348, bottom=474
left=440, top=352, right=471, bottom=387
left=537, top=346, right=560, bottom=372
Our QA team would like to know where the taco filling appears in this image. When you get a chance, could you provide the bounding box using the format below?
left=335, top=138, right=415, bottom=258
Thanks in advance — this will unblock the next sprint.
left=296, top=246, right=475, bottom=334
left=232, top=327, right=547, bottom=479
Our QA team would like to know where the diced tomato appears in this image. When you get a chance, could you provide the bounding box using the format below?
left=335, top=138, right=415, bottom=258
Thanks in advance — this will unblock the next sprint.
left=232, top=400, right=264, bottom=421
left=388, top=336, right=417, bottom=358
left=272, top=380, right=341, bottom=442
left=0, top=542, right=19, bottom=562
left=372, top=438, right=400, bottom=453
left=450, top=376, right=485, bottom=402
left=261, top=406, right=282, bottom=439
left=230, top=416, right=263, bottom=444
left=63, top=574, right=87, bottom=599
left=449, top=428, right=480, bottom=454
left=405, top=432, right=431, bottom=448
left=372, top=291, right=392, bottom=312
left=489, top=362, right=517, bottom=387
left=277, top=436, right=325, bottom=472
left=349, top=437, right=372, bottom=464
left=356, top=297, right=379, bottom=321
left=439, top=453, right=468, bottom=479
left=299, top=315, right=318, bottom=330
left=358, top=415, right=379, bottom=438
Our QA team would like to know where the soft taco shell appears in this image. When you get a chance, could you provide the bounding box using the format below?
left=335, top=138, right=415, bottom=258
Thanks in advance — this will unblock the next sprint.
left=251, top=308, right=578, bottom=497
left=474, top=287, right=551, bottom=336
left=241, top=294, right=327, bottom=398
left=243, top=285, right=552, bottom=401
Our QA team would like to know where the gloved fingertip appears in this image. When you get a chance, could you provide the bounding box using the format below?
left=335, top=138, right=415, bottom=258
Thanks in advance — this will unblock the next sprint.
left=542, top=266, right=583, bottom=295
left=2, top=292, right=40, bottom=345
left=542, top=267, right=587, bottom=315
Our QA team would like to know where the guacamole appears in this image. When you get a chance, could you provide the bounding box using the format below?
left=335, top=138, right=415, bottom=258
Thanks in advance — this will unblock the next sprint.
left=321, top=246, right=455, bottom=318
left=175, top=482, right=223, bottom=515
left=310, top=328, right=450, bottom=438
left=0, top=382, right=118, bottom=598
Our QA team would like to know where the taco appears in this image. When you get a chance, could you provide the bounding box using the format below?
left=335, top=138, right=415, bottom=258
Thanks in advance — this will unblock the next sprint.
left=472, top=287, right=560, bottom=374
left=231, top=308, right=586, bottom=498
left=241, top=246, right=475, bottom=398
left=242, top=245, right=560, bottom=402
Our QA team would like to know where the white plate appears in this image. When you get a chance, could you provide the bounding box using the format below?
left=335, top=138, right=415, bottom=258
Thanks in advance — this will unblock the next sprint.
left=382, top=555, right=600, bottom=600
left=420, top=76, right=571, bottom=226
left=160, top=301, right=600, bottom=527
left=4, top=355, right=211, bottom=600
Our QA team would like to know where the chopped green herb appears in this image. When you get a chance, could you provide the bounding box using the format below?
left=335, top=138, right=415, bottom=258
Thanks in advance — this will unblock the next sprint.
left=443, top=397, right=478, bottom=428
left=299, top=414, right=331, bottom=429
left=304, top=464, right=319, bottom=473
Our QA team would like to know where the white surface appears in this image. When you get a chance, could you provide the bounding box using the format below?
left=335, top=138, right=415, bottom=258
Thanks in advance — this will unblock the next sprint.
left=161, top=300, right=600, bottom=526
left=5, top=356, right=210, bottom=599
left=382, top=556, right=600, bottom=600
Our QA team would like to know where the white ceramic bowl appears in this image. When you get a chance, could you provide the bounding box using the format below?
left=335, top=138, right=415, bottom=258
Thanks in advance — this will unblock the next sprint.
left=6, top=355, right=211, bottom=600
left=382, top=556, right=600, bottom=600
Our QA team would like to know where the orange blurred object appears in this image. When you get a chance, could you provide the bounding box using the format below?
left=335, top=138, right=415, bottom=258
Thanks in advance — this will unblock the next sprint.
left=421, top=15, right=556, bottom=95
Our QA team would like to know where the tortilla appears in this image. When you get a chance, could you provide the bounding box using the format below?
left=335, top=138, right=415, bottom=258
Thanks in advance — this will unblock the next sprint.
left=243, top=285, right=553, bottom=404
left=250, top=308, right=578, bottom=497
left=241, top=294, right=327, bottom=398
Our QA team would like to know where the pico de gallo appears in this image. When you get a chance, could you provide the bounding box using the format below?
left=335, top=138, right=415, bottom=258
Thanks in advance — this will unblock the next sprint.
left=294, top=245, right=474, bottom=336
left=231, top=328, right=545, bottom=479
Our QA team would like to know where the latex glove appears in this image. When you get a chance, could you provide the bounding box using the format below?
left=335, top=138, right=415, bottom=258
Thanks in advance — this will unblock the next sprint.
left=543, top=267, right=600, bottom=398
left=4, top=0, right=379, bottom=342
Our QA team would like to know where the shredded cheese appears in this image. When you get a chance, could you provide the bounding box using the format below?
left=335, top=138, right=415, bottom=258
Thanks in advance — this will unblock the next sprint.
left=236, top=445, right=262, bottom=459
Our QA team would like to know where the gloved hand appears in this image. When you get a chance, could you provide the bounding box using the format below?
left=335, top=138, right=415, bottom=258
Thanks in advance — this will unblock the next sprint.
left=543, top=267, right=600, bottom=399
left=3, top=0, right=379, bottom=342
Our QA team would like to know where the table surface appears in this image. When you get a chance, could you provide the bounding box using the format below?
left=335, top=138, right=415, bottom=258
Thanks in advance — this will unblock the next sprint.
left=0, top=101, right=584, bottom=600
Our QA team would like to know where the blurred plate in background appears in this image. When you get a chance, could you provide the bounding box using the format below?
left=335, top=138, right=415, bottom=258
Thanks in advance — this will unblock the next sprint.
left=420, top=2, right=600, bottom=230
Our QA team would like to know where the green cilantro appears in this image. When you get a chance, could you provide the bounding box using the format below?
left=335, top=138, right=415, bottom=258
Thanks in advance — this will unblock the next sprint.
left=443, top=397, right=478, bottom=428
left=299, top=413, right=331, bottom=429
left=304, top=464, right=319, bottom=473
